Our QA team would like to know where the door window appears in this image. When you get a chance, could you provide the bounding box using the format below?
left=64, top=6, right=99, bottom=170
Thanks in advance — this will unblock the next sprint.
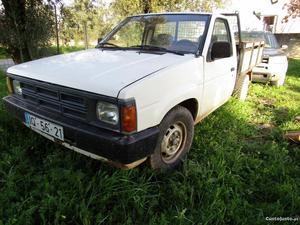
left=208, top=18, right=232, bottom=60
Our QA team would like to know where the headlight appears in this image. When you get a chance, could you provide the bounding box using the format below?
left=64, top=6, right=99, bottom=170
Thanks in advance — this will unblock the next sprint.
left=13, top=80, right=22, bottom=95
left=96, top=101, right=119, bottom=125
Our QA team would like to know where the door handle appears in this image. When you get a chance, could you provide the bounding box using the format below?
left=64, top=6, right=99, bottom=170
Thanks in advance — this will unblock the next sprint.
left=230, top=67, right=235, bottom=72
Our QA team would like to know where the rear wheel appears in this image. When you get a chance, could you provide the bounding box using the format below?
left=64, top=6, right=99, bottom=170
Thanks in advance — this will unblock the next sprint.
left=150, top=106, right=194, bottom=171
left=234, top=75, right=250, bottom=101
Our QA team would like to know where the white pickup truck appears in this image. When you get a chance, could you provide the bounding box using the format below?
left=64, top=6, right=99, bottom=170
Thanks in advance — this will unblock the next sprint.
left=3, top=13, right=263, bottom=170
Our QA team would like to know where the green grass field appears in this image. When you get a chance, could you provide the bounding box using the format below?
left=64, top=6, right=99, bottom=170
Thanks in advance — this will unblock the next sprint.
left=0, top=46, right=85, bottom=60
left=0, top=59, right=299, bottom=225
left=0, top=47, right=9, bottom=60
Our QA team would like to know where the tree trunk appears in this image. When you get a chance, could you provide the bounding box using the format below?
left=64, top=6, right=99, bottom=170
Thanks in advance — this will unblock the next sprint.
left=83, top=21, right=88, bottom=49
left=142, top=0, right=151, bottom=13
left=54, top=3, right=60, bottom=54
left=16, top=0, right=32, bottom=62
left=2, top=0, right=32, bottom=63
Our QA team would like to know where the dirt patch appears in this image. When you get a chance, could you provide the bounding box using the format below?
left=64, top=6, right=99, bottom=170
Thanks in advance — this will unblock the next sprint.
left=257, top=123, right=275, bottom=129
left=258, top=98, right=276, bottom=108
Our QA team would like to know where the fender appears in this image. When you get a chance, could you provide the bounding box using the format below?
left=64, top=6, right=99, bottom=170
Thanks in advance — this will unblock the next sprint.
left=118, top=57, right=204, bottom=131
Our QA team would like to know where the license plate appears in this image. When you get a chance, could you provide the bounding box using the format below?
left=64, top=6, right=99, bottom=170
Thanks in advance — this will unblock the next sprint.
left=24, top=112, right=64, bottom=141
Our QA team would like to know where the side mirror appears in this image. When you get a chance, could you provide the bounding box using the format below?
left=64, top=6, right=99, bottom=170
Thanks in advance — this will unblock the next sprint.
left=211, top=41, right=231, bottom=60
left=281, top=45, right=288, bottom=50
left=97, top=37, right=103, bottom=44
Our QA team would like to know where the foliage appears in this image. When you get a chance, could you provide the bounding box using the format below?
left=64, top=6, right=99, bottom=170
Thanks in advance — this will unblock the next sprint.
left=111, top=0, right=228, bottom=20
left=184, top=0, right=228, bottom=12
left=60, top=0, right=113, bottom=47
left=283, top=0, right=300, bottom=22
left=0, top=0, right=229, bottom=58
left=0, top=0, right=58, bottom=63
left=0, top=47, right=9, bottom=59
left=0, top=59, right=299, bottom=224
left=33, top=45, right=85, bottom=58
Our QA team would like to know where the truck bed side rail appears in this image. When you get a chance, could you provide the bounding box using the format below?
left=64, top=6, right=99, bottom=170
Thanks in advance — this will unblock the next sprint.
left=239, top=41, right=264, bottom=75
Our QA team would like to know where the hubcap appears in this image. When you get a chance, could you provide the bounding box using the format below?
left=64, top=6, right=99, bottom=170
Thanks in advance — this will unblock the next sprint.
left=161, top=121, right=187, bottom=163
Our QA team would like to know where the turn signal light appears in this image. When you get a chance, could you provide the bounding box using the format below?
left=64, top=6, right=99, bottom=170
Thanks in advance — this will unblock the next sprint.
left=121, top=105, right=137, bottom=133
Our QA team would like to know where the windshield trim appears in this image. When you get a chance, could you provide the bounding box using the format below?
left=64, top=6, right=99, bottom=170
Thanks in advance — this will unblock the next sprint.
left=97, top=14, right=211, bottom=56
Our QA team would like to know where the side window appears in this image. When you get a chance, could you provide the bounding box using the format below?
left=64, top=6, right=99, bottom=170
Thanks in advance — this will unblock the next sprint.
left=208, top=18, right=232, bottom=61
left=212, top=19, right=231, bottom=43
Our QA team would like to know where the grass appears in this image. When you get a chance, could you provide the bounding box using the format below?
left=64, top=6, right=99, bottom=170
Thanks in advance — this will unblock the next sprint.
left=38, top=46, right=85, bottom=57
left=0, top=59, right=299, bottom=225
left=0, top=46, right=85, bottom=60
left=0, top=47, right=9, bottom=60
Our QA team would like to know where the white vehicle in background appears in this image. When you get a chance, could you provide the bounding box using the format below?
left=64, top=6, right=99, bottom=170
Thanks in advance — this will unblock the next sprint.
left=244, top=31, right=288, bottom=87
left=4, top=13, right=264, bottom=170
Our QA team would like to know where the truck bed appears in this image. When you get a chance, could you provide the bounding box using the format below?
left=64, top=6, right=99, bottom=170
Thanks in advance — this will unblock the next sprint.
left=237, top=41, right=264, bottom=75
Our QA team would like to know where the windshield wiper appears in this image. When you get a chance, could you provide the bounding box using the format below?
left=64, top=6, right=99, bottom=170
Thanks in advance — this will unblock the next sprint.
left=97, top=42, right=124, bottom=49
left=130, top=45, right=185, bottom=56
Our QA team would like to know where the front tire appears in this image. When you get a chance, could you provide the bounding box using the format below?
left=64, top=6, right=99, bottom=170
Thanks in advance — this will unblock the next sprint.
left=150, top=106, right=194, bottom=171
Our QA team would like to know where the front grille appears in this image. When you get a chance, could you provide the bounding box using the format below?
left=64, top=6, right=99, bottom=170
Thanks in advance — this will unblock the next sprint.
left=20, top=81, right=88, bottom=120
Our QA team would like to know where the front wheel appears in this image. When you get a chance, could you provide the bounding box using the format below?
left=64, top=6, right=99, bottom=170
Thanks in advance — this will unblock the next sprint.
left=149, top=106, right=194, bottom=171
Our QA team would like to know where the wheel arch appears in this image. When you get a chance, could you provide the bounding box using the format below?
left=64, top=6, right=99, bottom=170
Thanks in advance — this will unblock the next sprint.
left=178, top=98, right=199, bottom=121
left=159, top=98, right=199, bottom=124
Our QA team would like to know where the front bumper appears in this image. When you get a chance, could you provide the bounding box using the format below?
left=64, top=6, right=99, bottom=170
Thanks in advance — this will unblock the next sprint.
left=3, top=95, right=159, bottom=167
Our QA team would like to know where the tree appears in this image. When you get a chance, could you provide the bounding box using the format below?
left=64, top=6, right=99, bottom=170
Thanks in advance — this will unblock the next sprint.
left=111, top=0, right=228, bottom=20
left=0, top=0, right=57, bottom=63
left=182, top=0, right=228, bottom=12
left=60, top=0, right=111, bottom=48
left=283, top=0, right=300, bottom=22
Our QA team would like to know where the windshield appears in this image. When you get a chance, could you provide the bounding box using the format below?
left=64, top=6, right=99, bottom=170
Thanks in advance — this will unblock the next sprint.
left=99, top=14, right=210, bottom=54
left=241, top=31, right=280, bottom=49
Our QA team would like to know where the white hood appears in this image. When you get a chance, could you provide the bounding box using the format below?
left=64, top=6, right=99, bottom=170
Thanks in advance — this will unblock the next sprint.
left=7, top=49, right=191, bottom=97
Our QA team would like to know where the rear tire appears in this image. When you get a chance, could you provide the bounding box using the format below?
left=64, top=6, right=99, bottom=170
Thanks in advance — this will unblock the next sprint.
left=149, top=106, right=194, bottom=171
left=234, top=75, right=250, bottom=101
